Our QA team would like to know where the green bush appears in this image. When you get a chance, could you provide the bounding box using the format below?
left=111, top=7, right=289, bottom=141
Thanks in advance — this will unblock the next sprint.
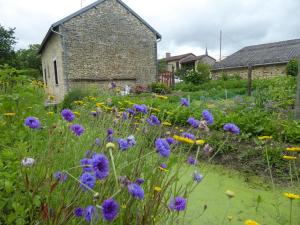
left=62, top=88, right=90, bottom=109
left=150, top=82, right=171, bottom=94
left=183, top=64, right=210, bottom=85
left=286, top=59, right=298, bottom=76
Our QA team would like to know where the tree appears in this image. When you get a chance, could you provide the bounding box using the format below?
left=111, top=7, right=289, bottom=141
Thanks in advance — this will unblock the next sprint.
left=183, top=63, right=211, bottom=85
left=158, top=59, right=167, bottom=73
left=286, top=59, right=298, bottom=76
left=0, top=24, right=16, bottom=65
left=14, top=44, right=41, bottom=72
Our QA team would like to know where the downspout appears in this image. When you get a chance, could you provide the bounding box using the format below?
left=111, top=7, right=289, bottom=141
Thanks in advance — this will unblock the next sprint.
left=51, top=26, right=69, bottom=93
left=156, top=37, right=162, bottom=82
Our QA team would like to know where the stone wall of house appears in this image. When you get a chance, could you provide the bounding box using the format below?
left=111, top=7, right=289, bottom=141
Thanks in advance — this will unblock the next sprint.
left=196, top=56, right=216, bottom=67
left=61, top=0, right=158, bottom=92
left=41, top=33, right=66, bottom=102
left=212, top=64, right=286, bottom=79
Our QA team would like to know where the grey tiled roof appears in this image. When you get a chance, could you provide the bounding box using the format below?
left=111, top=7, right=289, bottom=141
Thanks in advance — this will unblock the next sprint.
left=39, top=0, right=161, bottom=53
left=180, top=54, right=216, bottom=64
left=213, top=38, right=300, bottom=70
left=161, top=53, right=195, bottom=62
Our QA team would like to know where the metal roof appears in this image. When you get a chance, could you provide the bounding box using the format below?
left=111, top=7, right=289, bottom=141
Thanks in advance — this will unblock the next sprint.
left=39, top=0, right=161, bottom=53
left=213, top=38, right=300, bottom=70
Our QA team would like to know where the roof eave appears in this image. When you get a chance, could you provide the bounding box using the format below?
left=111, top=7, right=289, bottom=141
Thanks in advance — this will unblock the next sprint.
left=211, top=61, right=288, bottom=71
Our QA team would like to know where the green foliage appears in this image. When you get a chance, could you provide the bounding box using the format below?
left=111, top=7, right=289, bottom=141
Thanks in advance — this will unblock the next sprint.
left=183, top=64, right=210, bottom=85
left=150, top=82, right=171, bottom=94
left=286, top=59, right=298, bottom=76
left=0, top=24, right=16, bottom=65
left=158, top=59, right=167, bottom=73
left=62, top=88, right=90, bottom=109
left=175, top=68, right=187, bottom=80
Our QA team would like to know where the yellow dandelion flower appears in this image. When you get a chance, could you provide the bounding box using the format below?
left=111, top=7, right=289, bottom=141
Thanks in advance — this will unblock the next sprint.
left=47, top=111, right=54, bottom=116
left=286, top=147, right=300, bottom=152
left=96, top=102, right=104, bottom=107
left=3, top=112, right=16, bottom=116
left=162, top=122, right=172, bottom=126
left=282, top=155, right=297, bottom=160
left=155, top=94, right=168, bottom=100
left=196, top=139, right=205, bottom=145
left=154, top=186, right=162, bottom=192
left=74, top=111, right=80, bottom=117
left=74, top=100, right=84, bottom=105
left=173, top=135, right=195, bottom=145
left=245, top=220, right=260, bottom=225
left=225, top=190, right=235, bottom=198
left=258, top=136, right=272, bottom=140
left=159, top=167, right=168, bottom=172
left=284, top=192, right=300, bottom=200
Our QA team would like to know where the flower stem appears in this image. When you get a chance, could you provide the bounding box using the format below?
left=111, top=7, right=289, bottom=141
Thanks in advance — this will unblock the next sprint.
left=221, top=198, right=231, bottom=225
left=289, top=199, right=293, bottom=225
left=109, top=147, right=118, bottom=188
left=209, top=135, right=229, bottom=163
left=289, top=161, right=293, bottom=186
left=265, top=147, right=274, bottom=189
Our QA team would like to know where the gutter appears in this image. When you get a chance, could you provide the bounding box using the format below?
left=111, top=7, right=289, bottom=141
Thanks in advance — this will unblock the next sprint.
left=156, top=37, right=162, bottom=81
left=211, top=61, right=288, bottom=71
left=50, top=26, right=69, bottom=92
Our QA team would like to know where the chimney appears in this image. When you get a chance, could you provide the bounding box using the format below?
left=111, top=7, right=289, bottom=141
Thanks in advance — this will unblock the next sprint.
left=166, top=52, right=171, bottom=58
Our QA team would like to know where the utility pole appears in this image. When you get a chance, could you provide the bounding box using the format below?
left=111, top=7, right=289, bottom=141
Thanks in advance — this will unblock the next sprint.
left=219, top=30, right=222, bottom=61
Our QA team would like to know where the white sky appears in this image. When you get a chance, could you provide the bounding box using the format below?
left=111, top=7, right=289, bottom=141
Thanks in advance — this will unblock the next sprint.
left=1, top=0, right=300, bottom=59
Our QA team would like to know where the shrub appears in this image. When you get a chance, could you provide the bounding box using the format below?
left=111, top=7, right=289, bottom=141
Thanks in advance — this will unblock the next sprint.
left=150, top=82, right=171, bottom=94
left=134, top=84, right=147, bottom=94
left=183, top=64, right=210, bottom=85
left=286, top=59, right=298, bottom=76
left=62, top=88, right=90, bottom=109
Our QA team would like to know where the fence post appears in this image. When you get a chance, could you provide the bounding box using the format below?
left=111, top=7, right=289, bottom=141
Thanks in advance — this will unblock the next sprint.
left=295, top=58, right=300, bottom=119
left=247, top=64, right=253, bottom=96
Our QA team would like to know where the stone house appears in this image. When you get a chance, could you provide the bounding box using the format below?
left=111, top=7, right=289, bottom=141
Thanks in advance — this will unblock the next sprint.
left=211, top=38, right=300, bottom=79
left=39, top=0, right=161, bottom=102
left=160, top=50, right=216, bottom=73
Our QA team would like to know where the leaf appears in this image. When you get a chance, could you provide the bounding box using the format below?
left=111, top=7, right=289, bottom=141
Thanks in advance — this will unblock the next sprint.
left=33, top=195, right=41, bottom=207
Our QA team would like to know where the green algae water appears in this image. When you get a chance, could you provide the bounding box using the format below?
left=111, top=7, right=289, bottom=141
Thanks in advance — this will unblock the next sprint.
left=182, top=164, right=300, bottom=225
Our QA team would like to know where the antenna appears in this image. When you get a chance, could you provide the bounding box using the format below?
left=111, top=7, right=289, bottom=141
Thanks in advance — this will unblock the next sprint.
left=219, top=30, right=222, bottom=61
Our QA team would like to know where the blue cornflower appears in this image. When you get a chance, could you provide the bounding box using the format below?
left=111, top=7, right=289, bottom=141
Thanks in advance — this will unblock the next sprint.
left=118, top=138, right=130, bottom=151
left=69, top=124, right=84, bottom=136
left=160, top=163, right=167, bottom=169
left=187, top=117, right=200, bottom=128
left=107, top=128, right=114, bottom=135
left=54, top=171, right=67, bottom=182
left=166, top=137, right=176, bottom=145
left=181, top=98, right=189, bottom=107
left=79, top=172, right=96, bottom=191
left=133, top=104, right=147, bottom=114
left=193, top=171, right=203, bottom=183
left=85, top=205, right=98, bottom=222
left=24, top=116, right=41, bottom=129
left=61, top=109, right=75, bottom=122
left=169, top=196, right=187, bottom=211
left=202, top=110, right=214, bottom=125
left=146, top=115, right=161, bottom=126
left=74, top=207, right=85, bottom=217
left=223, top=123, right=240, bottom=135
left=107, top=128, right=114, bottom=142
left=126, top=108, right=136, bottom=116
left=95, top=138, right=100, bottom=146
left=92, top=154, right=109, bottom=180
left=111, top=82, right=117, bottom=89
left=102, top=198, right=119, bottom=221
left=182, top=132, right=196, bottom=140
left=80, top=158, right=93, bottom=172
left=127, top=135, right=136, bottom=146
left=187, top=156, right=197, bottom=165
left=128, top=183, right=144, bottom=200
left=155, top=138, right=171, bottom=157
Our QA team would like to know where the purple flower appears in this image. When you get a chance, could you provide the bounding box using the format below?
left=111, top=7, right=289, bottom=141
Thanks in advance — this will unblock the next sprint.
left=118, top=138, right=130, bottom=151
left=91, top=111, right=97, bottom=117
left=146, top=115, right=161, bottom=126
left=92, top=154, right=109, bottom=180
left=155, top=138, right=171, bottom=157
left=102, top=198, right=119, bottom=221
left=107, top=128, right=114, bottom=135
left=79, top=172, right=96, bottom=191
left=166, top=137, right=176, bottom=145
left=24, top=116, right=41, bottom=129
left=202, top=110, right=214, bottom=125
left=126, top=108, right=136, bottom=116
left=107, top=128, right=114, bottom=142
left=160, top=163, right=167, bottom=169
left=181, top=98, right=189, bottom=107
left=74, top=207, right=85, bottom=217
left=111, top=82, right=117, bottom=89
left=80, top=158, right=93, bottom=172
left=187, top=156, right=197, bottom=165
left=193, top=171, right=203, bottom=183
left=223, top=123, right=240, bottom=135
left=187, top=117, right=200, bottom=128
left=169, top=196, right=187, bottom=211
left=61, top=109, right=75, bottom=122
left=128, top=183, right=144, bottom=199
left=135, top=178, right=145, bottom=185
left=127, top=135, right=136, bottom=146
left=85, top=205, right=98, bottom=222
left=69, top=124, right=84, bottom=136
left=54, top=171, right=67, bottom=182
left=133, top=104, right=147, bottom=114
left=95, top=138, right=100, bottom=146
left=122, top=112, right=128, bottom=120
left=182, top=132, right=196, bottom=140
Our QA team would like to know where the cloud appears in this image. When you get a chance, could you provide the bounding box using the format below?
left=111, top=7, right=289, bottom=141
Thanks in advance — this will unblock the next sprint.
left=1, top=0, right=300, bottom=60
